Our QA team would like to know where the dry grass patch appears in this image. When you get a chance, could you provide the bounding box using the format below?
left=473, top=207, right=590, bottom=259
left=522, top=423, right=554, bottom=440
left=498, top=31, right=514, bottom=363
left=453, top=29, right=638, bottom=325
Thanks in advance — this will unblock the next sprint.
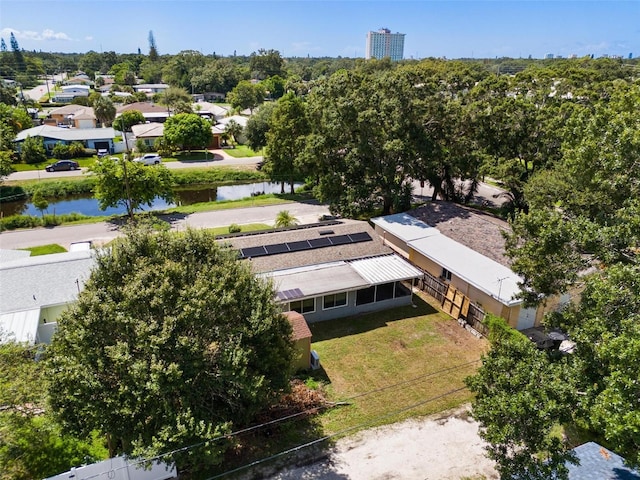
left=309, top=294, right=489, bottom=434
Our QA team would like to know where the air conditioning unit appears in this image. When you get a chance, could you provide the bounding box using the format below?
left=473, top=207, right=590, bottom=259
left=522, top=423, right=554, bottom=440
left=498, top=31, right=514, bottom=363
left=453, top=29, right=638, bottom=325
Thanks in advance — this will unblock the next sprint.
left=310, top=350, right=321, bottom=370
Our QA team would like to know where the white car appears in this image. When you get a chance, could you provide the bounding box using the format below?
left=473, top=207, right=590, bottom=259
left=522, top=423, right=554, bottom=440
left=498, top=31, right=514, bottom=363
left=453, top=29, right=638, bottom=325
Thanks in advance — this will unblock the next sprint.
left=133, top=154, right=162, bottom=165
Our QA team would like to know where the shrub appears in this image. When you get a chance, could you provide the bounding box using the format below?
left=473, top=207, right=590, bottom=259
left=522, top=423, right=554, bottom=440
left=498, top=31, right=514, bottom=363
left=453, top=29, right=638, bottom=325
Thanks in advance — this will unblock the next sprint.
left=135, top=139, right=151, bottom=154
left=228, top=223, right=241, bottom=233
left=0, top=215, right=42, bottom=231
left=52, top=144, right=72, bottom=159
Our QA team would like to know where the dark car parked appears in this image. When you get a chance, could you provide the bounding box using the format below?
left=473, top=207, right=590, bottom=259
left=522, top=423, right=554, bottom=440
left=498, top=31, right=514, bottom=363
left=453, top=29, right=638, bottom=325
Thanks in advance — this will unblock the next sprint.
left=45, top=160, right=80, bottom=172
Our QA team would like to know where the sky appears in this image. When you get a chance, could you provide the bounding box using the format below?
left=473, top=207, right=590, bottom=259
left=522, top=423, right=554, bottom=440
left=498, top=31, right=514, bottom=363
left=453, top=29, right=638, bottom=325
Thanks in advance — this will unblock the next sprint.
left=1, top=0, right=638, bottom=60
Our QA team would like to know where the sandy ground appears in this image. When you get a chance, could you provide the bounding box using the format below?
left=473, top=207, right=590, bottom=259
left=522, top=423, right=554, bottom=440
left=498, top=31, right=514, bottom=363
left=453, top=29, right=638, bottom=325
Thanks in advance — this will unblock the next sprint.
left=267, top=405, right=498, bottom=480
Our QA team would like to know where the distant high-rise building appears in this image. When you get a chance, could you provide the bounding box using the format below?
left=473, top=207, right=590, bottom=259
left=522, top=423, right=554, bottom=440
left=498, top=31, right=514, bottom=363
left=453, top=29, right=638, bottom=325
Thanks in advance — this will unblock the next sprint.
left=366, top=28, right=405, bottom=61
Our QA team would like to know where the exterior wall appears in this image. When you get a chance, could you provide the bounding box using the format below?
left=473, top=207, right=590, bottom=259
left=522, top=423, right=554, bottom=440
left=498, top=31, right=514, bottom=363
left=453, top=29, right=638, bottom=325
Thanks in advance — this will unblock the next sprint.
left=293, top=337, right=311, bottom=371
left=374, top=226, right=410, bottom=258
left=409, top=247, right=523, bottom=328
left=281, top=283, right=413, bottom=323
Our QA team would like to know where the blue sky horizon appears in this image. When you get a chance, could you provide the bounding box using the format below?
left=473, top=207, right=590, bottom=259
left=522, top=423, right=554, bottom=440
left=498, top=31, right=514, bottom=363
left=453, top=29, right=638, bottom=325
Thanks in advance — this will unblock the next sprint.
left=1, top=1, right=638, bottom=60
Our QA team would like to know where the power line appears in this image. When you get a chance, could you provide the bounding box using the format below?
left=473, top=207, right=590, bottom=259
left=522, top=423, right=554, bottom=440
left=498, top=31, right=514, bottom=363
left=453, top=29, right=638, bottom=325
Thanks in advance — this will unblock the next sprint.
left=204, top=386, right=469, bottom=479
left=77, top=360, right=480, bottom=479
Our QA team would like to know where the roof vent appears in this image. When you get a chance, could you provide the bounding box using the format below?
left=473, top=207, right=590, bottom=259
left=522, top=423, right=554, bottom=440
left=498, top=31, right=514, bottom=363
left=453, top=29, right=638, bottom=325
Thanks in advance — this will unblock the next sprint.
left=319, top=230, right=335, bottom=236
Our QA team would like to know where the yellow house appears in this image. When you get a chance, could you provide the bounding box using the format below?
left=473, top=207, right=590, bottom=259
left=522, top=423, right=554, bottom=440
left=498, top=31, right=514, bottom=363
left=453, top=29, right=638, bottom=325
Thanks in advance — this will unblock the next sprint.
left=371, top=204, right=575, bottom=331
left=284, top=311, right=312, bottom=371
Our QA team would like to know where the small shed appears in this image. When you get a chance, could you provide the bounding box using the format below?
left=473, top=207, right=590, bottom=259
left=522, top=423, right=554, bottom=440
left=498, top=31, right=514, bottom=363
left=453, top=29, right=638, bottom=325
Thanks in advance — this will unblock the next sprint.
left=284, top=311, right=312, bottom=371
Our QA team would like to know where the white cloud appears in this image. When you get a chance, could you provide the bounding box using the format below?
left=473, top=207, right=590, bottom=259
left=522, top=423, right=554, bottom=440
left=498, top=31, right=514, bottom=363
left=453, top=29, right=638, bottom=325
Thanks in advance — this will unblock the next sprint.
left=0, top=27, right=73, bottom=42
left=290, top=41, right=322, bottom=54
left=85, top=36, right=94, bottom=41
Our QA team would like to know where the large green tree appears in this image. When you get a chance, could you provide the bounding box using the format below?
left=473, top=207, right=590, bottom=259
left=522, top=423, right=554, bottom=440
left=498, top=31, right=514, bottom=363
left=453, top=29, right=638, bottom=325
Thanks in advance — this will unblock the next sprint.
left=264, top=92, right=309, bottom=193
left=466, top=317, right=577, bottom=480
left=0, top=340, right=106, bottom=480
left=163, top=113, right=212, bottom=153
left=46, top=227, right=294, bottom=474
left=227, top=80, right=265, bottom=113
left=113, top=110, right=145, bottom=134
left=304, top=69, right=423, bottom=215
left=244, top=101, right=276, bottom=151
left=474, top=80, right=640, bottom=476
left=91, top=156, right=174, bottom=219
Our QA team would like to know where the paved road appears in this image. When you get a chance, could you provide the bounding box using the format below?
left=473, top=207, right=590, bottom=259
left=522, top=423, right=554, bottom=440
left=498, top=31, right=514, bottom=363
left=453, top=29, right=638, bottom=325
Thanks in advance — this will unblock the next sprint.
left=7, top=152, right=262, bottom=181
left=0, top=201, right=331, bottom=250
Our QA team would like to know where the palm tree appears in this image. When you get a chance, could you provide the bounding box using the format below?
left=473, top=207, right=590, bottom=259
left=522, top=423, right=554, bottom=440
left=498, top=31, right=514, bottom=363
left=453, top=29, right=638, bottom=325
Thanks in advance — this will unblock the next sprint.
left=274, top=210, right=299, bottom=228
left=93, top=97, right=116, bottom=127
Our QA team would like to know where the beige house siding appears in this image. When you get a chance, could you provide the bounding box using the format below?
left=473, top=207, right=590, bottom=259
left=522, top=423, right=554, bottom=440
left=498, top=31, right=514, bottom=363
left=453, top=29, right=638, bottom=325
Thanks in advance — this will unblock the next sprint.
left=293, top=337, right=311, bottom=371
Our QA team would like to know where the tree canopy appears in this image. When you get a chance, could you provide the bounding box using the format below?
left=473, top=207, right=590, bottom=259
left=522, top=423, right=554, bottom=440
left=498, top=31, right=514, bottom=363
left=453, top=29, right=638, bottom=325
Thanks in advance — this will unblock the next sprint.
left=163, top=113, right=213, bottom=152
left=46, top=227, right=294, bottom=474
left=90, top=156, right=174, bottom=219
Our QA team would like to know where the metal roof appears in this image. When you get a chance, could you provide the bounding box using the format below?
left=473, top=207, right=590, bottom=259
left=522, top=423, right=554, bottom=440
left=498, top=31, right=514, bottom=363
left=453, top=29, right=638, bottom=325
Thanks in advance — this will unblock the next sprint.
left=265, top=262, right=369, bottom=299
left=0, top=309, right=40, bottom=344
left=371, top=213, right=439, bottom=242
left=263, top=254, right=422, bottom=301
left=408, top=234, right=522, bottom=306
left=349, top=254, right=423, bottom=285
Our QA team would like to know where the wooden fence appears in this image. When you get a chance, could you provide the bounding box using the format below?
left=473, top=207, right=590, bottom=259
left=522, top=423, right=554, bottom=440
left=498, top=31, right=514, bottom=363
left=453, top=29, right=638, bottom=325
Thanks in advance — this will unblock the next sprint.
left=418, top=270, right=487, bottom=337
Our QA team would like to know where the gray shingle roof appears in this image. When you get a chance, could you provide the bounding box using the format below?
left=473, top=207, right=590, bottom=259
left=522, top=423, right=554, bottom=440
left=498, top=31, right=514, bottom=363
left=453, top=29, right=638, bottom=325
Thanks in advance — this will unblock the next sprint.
left=221, top=220, right=391, bottom=273
left=15, top=125, right=116, bottom=142
left=568, top=442, right=640, bottom=480
left=408, top=201, right=512, bottom=267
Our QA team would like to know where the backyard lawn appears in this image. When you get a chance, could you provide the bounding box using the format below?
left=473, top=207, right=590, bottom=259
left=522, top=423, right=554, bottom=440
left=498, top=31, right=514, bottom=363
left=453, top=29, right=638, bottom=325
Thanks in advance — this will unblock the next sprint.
left=310, top=292, right=489, bottom=434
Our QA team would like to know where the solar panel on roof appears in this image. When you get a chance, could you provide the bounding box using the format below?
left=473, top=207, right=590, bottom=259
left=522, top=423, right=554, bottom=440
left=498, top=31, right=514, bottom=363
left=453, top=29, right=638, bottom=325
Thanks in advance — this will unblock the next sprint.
left=349, top=232, right=373, bottom=243
left=265, top=243, right=289, bottom=254
left=277, top=288, right=304, bottom=301
left=309, top=237, right=332, bottom=248
left=287, top=240, right=312, bottom=252
left=329, top=234, right=351, bottom=245
left=241, top=246, right=268, bottom=258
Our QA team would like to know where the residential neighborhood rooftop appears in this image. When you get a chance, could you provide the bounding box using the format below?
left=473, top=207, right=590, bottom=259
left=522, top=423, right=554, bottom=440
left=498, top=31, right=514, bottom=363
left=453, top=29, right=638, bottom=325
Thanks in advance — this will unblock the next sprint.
left=408, top=201, right=512, bottom=267
left=221, top=220, right=391, bottom=273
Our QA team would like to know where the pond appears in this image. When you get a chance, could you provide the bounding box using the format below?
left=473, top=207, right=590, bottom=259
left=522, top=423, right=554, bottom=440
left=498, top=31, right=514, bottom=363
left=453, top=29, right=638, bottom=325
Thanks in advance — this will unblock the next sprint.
left=0, top=181, right=302, bottom=218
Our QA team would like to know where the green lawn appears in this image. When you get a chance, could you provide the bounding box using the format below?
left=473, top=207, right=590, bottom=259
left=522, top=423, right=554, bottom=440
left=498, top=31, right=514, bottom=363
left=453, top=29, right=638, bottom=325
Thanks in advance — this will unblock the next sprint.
left=310, top=293, right=488, bottom=434
left=20, top=244, right=67, bottom=256
left=222, top=145, right=262, bottom=158
left=206, top=223, right=271, bottom=236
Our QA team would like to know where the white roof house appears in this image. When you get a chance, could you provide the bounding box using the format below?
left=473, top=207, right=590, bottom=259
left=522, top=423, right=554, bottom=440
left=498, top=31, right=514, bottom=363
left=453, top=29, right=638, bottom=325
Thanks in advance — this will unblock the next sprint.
left=217, top=115, right=249, bottom=128
left=45, top=455, right=176, bottom=480
left=0, top=250, right=96, bottom=344
left=15, top=125, right=117, bottom=143
left=371, top=213, right=524, bottom=307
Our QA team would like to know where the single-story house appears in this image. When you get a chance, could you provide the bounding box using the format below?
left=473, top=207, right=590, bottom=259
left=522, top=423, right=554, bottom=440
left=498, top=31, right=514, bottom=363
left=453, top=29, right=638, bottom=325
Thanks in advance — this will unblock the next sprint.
left=222, top=220, right=423, bottom=323
left=14, top=125, right=119, bottom=154
left=216, top=115, right=249, bottom=144
left=566, top=442, right=639, bottom=479
left=284, top=311, right=312, bottom=371
left=49, top=105, right=97, bottom=128
left=131, top=122, right=164, bottom=149
left=117, top=102, right=172, bottom=123
left=371, top=203, right=575, bottom=331
left=63, top=76, right=94, bottom=86
left=193, top=101, right=231, bottom=121
left=0, top=250, right=95, bottom=345
left=133, top=83, right=170, bottom=94
left=45, top=455, right=176, bottom=480
left=52, top=85, right=91, bottom=103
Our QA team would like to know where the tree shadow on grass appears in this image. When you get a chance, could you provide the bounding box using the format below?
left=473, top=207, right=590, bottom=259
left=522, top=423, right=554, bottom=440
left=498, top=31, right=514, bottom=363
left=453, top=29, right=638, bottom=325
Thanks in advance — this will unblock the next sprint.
left=309, top=296, right=438, bottom=343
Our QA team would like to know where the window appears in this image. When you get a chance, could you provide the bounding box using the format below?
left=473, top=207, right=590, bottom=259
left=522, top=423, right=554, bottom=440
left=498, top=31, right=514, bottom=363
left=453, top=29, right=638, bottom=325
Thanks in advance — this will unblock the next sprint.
left=323, top=292, right=347, bottom=309
left=290, top=298, right=315, bottom=314
left=356, top=286, right=375, bottom=305
left=375, top=282, right=395, bottom=302
left=441, top=268, right=452, bottom=281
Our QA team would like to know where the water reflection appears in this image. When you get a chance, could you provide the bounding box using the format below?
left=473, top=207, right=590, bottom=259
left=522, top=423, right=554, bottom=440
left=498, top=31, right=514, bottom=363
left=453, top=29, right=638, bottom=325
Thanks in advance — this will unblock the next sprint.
left=0, top=181, right=302, bottom=218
